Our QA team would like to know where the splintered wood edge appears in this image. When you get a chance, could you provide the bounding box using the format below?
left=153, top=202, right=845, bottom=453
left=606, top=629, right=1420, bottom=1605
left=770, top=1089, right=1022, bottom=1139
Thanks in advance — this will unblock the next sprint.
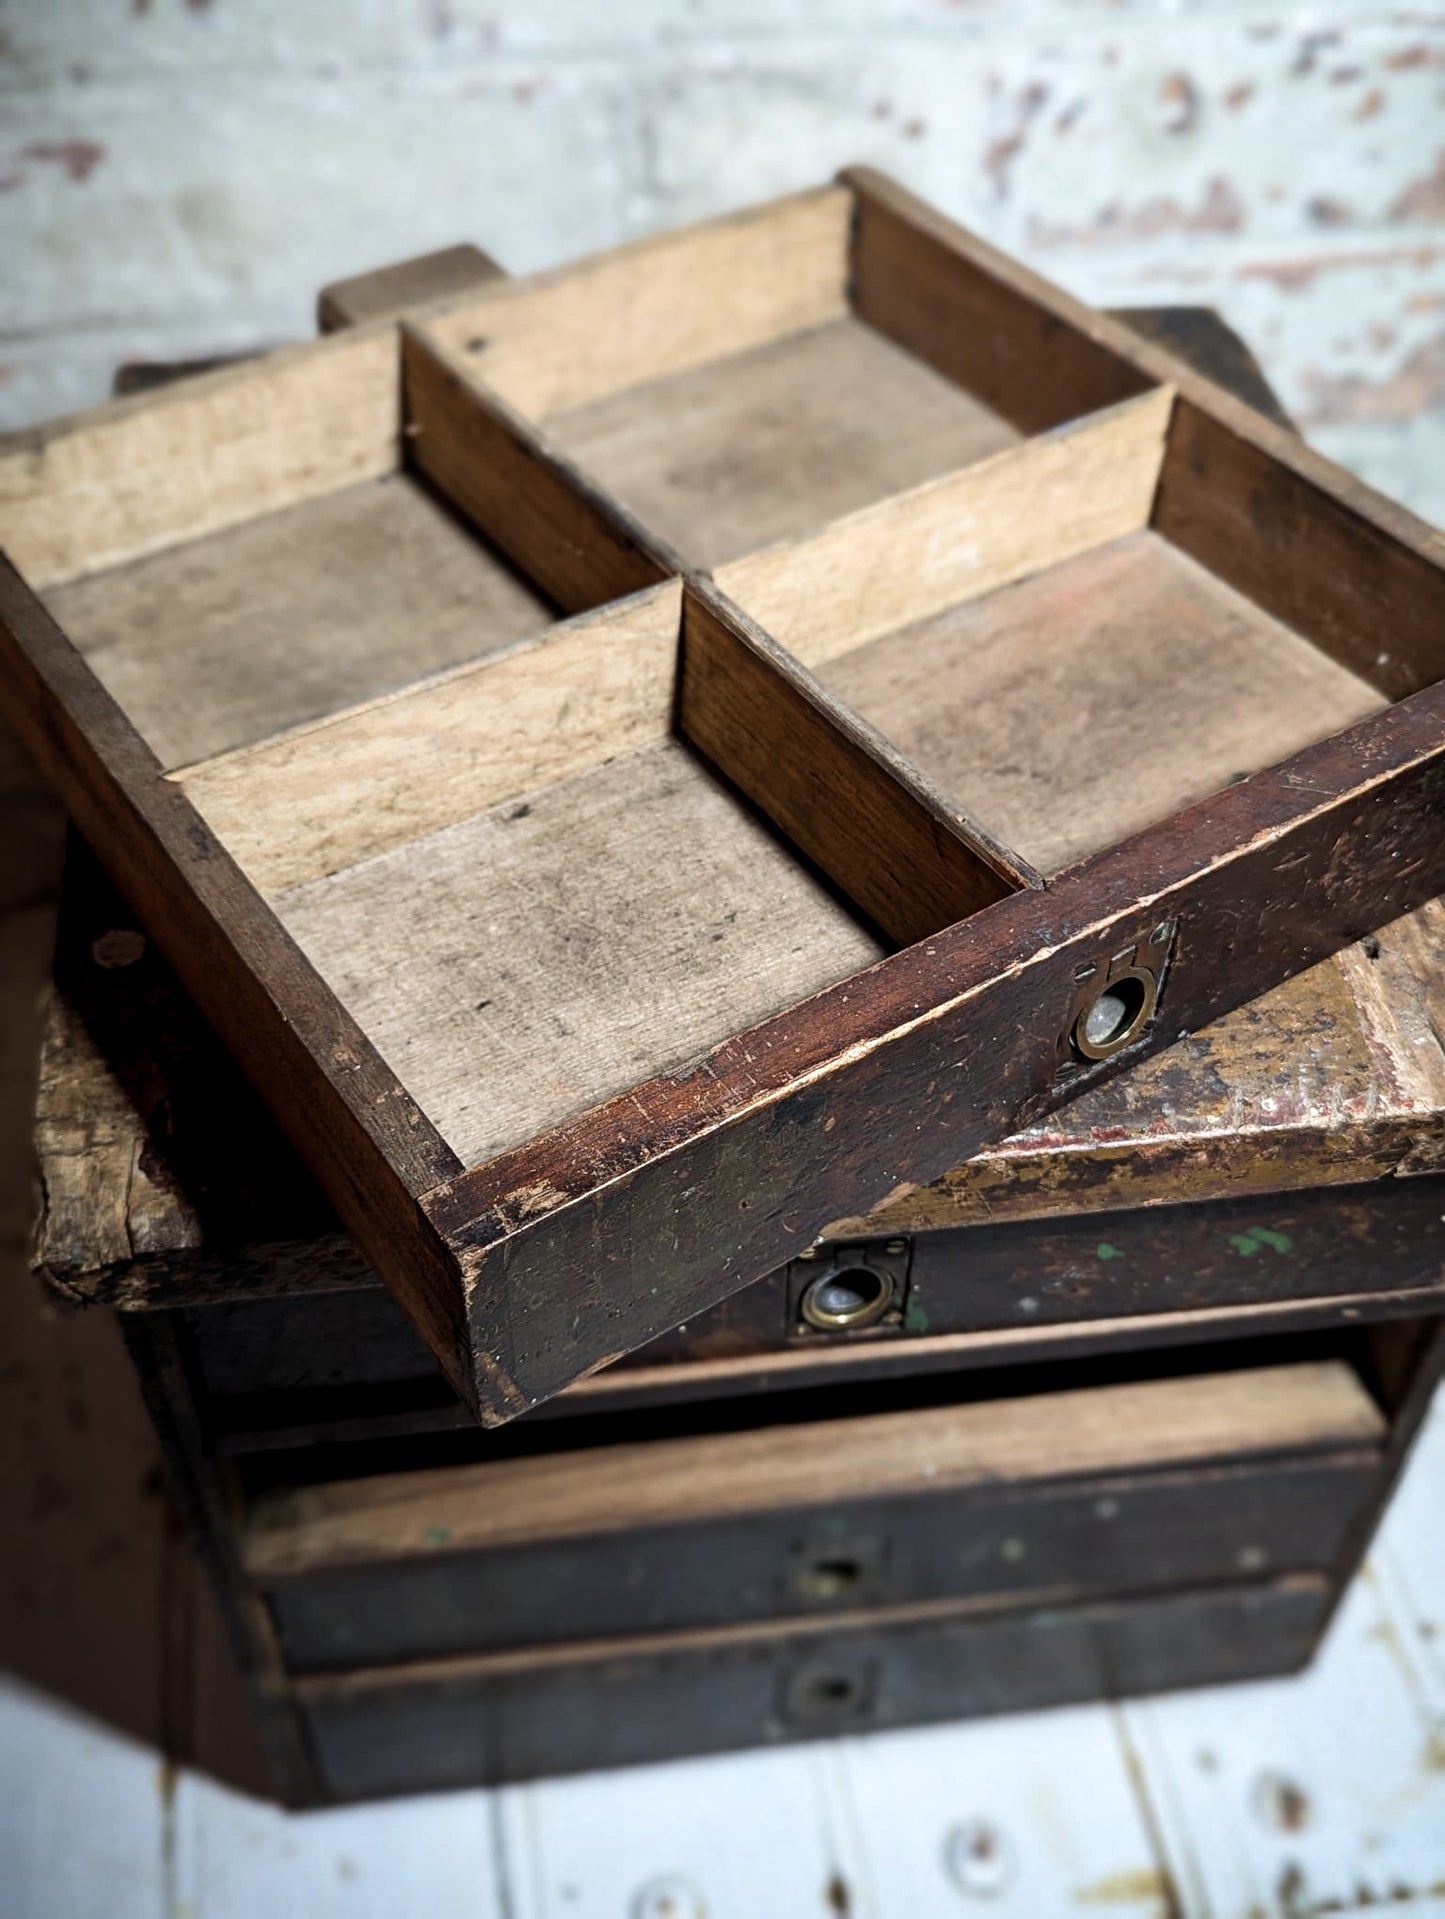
left=712, top=387, right=1175, bottom=669
left=242, top=1361, right=1384, bottom=1576
left=174, top=582, right=684, bottom=895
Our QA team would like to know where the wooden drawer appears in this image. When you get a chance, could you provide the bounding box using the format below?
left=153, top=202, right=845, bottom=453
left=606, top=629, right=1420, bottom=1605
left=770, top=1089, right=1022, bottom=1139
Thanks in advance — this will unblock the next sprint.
left=242, top=1361, right=1382, bottom=1670
left=151, top=1171, right=1445, bottom=1455
left=297, top=1576, right=1331, bottom=1802
left=6, top=172, right=1444, bottom=1428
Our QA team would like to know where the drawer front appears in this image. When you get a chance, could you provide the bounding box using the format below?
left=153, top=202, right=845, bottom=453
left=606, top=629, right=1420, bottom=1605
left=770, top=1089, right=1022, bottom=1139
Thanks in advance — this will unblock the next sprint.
left=266, top=1454, right=1370, bottom=1669
left=247, top=1362, right=1382, bottom=1667
left=649, top=1171, right=1445, bottom=1358
left=178, top=1173, right=1445, bottom=1453
left=300, top=1576, right=1329, bottom=1802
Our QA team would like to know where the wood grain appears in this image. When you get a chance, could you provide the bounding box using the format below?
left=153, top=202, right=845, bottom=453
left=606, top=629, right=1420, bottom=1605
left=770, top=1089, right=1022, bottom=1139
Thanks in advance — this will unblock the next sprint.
left=273, top=734, right=883, bottom=1166
left=818, top=528, right=1384, bottom=876
left=0, top=325, right=400, bottom=588
left=681, top=583, right=1032, bottom=949
left=178, top=583, right=683, bottom=893
left=429, top=680, right=1445, bottom=1415
left=546, top=314, right=1022, bottom=568
left=712, top=387, right=1174, bottom=671
left=845, top=164, right=1156, bottom=434
left=1155, top=393, right=1445, bottom=700
left=844, top=166, right=1445, bottom=698
left=45, top=471, right=556, bottom=770
left=0, top=561, right=487, bottom=1421
left=402, top=325, right=677, bottom=614
left=244, top=1361, right=1381, bottom=1574
left=420, top=184, right=851, bottom=418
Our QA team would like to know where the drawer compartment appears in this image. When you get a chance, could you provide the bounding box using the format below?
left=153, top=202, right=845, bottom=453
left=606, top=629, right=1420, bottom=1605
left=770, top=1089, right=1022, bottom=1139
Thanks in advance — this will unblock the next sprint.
left=245, top=1360, right=1382, bottom=1668
left=298, top=1575, right=1330, bottom=1802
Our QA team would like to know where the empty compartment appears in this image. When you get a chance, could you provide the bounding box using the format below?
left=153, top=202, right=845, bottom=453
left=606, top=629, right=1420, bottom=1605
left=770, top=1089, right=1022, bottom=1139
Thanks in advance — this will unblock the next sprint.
left=174, top=580, right=938, bottom=1165
left=6, top=326, right=640, bottom=770
left=242, top=1358, right=1384, bottom=1667
left=415, top=173, right=1153, bottom=569
left=711, top=387, right=1393, bottom=881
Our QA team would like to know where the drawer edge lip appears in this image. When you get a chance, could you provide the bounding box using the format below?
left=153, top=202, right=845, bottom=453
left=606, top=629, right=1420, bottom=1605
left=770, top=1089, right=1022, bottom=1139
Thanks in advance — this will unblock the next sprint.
left=242, top=1428, right=1386, bottom=1586
left=289, top=1570, right=1333, bottom=1702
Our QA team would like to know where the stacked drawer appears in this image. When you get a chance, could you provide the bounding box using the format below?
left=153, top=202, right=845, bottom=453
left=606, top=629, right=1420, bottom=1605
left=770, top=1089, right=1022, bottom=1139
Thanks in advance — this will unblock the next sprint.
left=239, top=1360, right=1381, bottom=1799
left=24, top=228, right=1445, bottom=1803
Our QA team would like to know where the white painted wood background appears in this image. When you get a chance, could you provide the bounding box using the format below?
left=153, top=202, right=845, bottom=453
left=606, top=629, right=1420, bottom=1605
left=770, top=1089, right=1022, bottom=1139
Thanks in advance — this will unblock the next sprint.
left=0, top=1386, right=1441, bottom=1918
left=1, top=2, right=1443, bottom=516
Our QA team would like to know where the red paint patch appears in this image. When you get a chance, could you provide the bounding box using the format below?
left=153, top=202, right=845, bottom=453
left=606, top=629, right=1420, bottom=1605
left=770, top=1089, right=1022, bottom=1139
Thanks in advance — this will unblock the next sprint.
left=1224, top=81, right=1256, bottom=110
left=19, top=139, right=105, bottom=183
left=1389, top=148, right=1445, bottom=222
left=1029, top=177, right=1244, bottom=248
left=1298, top=335, right=1445, bottom=425
left=1354, top=84, right=1386, bottom=119
left=1385, top=43, right=1445, bottom=70
left=983, top=80, right=1048, bottom=200
left=1158, top=72, right=1199, bottom=136
left=1236, top=239, right=1445, bottom=291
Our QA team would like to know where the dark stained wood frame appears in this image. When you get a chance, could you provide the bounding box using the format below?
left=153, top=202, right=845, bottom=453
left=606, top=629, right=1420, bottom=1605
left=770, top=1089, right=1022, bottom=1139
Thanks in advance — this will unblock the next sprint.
left=3, top=170, right=1444, bottom=1425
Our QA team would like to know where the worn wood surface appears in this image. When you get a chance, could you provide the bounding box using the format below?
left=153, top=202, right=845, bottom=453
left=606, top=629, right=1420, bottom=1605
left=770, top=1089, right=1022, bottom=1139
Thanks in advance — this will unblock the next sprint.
left=420, top=183, right=851, bottom=419
left=0, top=326, right=401, bottom=588
left=709, top=387, right=1172, bottom=670
left=244, top=1361, right=1381, bottom=1572
left=239, top=1361, right=1380, bottom=1666
left=275, top=732, right=882, bottom=1168
left=47, top=470, right=556, bottom=770
left=259, top=1454, right=1375, bottom=1673
left=26, top=299, right=1445, bottom=1335
left=817, top=528, right=1383, bottom=877
left=432, top=688, right=1445, bottom=1413
left=178, top=582, right=684, bottom=895
left=297, top=1577, right=1330, bottom=1801
left=317, top=242, right=504, bottom=334
left=401, top=326, right=678, bottom=614
left=548, top=314, right=1021, bottom=567
left=680, top=584, right=1031, bottom=950
left=9, top=1402, right=1445, bottom=1902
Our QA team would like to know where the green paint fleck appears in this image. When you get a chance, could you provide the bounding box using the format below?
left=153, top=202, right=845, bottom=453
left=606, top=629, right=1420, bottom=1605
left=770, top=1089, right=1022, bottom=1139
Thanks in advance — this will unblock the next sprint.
left=1096, top=1242, right=1121, bottom=1262
left=424, top=1527, right=452, bottom=1547
left=1229, top=1228, right=1295, bottom=1257
left=903, top=1300, right=930, bottom=1333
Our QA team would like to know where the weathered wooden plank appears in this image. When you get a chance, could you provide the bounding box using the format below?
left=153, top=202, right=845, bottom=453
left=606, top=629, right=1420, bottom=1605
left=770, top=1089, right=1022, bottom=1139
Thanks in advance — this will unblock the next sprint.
left=298, top=1579, right=1330, bottom=1800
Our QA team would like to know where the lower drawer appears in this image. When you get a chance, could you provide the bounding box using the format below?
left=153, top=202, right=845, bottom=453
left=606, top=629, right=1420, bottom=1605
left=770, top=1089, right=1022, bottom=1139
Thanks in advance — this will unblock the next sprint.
left=244, top=1360, right=1383, bottom=1669
left=298, top=1575, right=1330, bottom=1802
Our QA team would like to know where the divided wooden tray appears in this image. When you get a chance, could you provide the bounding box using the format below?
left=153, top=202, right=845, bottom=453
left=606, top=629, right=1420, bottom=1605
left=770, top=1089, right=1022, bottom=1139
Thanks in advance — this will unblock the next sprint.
left=2, top=169, right=1443, bottom=1424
